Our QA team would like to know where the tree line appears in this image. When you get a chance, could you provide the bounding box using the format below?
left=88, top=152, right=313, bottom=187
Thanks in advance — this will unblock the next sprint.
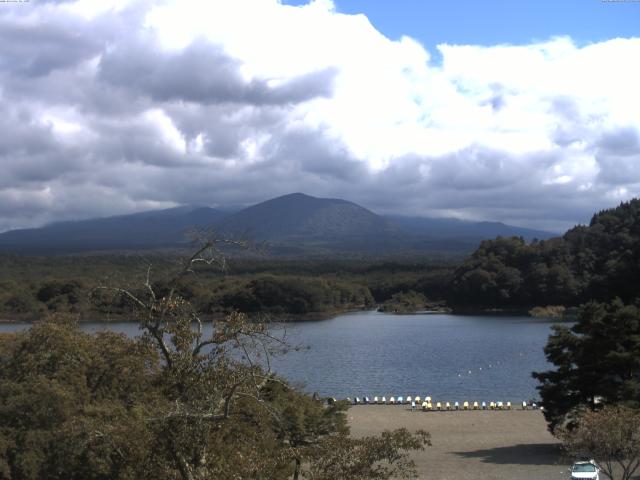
left=0, top=255, right=454, bottom=321
left=448, top=199, right=640, bottom=309
left=523, top=200, right=640, bottom=479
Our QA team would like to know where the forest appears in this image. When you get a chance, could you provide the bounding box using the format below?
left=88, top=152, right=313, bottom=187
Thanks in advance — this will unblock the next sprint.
left=448, top=199, right=640, bottom=310
left=0, top=255, right=455, bottom=321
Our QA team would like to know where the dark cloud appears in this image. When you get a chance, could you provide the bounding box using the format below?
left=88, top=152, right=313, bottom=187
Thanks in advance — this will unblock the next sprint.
left=426, top=146, right=546, bottom=191
left=344, top=146, right=611, bottom=233
left=598, top=127, right=640, bottom=157
left=260, top=127, right=366, bottom=181
left=595, top=127, right=640, bottom=186
left=99, top=38, right=336, bottom=106
left=0, top=18, right=102, bottom=77
left=165, top=103, right=287, bottom=159
left=0, top=105, right=85, bottom=189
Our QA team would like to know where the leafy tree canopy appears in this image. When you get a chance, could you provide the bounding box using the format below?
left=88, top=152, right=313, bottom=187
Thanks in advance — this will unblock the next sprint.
left=559, top=405, right=640, bottom=480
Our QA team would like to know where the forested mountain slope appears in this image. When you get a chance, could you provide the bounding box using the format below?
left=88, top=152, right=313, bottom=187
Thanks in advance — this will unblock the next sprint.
left=448, top=199, right=640, bottom=308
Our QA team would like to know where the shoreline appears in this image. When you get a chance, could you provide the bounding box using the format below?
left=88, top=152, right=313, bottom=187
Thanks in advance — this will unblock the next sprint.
left=0, top=306, right=371, bottom=325
left=0, top=306, right=565, bottom=325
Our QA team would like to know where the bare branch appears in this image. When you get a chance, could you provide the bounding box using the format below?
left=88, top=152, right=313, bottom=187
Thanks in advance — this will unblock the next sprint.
left=144, top=265, right=156, bottom=302
left=96, top=286, right=148, bottom=310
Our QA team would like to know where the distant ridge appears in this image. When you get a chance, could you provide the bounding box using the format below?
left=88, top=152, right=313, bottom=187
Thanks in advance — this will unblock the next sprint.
left=0, top=206, right=227, bottom=254
left=0, top=193, right=557, bottom=255
left=387, top=215, right=554, bottom=243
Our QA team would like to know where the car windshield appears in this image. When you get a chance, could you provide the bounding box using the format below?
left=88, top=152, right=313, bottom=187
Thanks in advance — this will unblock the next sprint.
left=573, top=463, right=596, bottom=472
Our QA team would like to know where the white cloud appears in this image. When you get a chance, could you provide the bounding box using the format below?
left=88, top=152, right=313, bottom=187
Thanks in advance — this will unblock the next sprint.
left=0, top=0, right=639, bottom=232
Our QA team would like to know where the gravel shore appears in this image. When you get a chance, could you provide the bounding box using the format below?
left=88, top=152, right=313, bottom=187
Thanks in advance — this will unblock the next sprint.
left=348, top=406, right=567, bottom=480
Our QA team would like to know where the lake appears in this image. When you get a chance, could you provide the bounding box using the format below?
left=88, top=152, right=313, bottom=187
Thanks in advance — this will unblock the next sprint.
left=0, top=311, right=557, bottom=403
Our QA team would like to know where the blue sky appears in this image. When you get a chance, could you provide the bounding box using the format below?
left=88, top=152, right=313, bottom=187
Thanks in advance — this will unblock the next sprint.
left=286, top=0, right=640, bottom=51
left=0, top=0, right=638, bottom=232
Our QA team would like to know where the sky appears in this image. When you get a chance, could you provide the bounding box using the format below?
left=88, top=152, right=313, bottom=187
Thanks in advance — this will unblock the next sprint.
left=0, top=0, right=639, bottom=233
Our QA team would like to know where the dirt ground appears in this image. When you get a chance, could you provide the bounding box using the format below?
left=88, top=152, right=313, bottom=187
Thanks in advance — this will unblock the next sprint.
left=348, top=406, right=569, bottom=480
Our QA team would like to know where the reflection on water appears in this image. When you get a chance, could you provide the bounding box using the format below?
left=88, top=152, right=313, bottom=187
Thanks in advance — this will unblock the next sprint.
left=1, top=311, right=557, bottom=401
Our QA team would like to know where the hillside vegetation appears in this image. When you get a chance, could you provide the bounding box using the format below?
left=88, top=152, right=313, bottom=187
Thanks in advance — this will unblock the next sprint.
left=449, top=199, right=640, bottom=309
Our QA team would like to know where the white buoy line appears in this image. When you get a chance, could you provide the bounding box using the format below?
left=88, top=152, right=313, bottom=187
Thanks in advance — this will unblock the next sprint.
left=453, top=347, right=539, bottom=378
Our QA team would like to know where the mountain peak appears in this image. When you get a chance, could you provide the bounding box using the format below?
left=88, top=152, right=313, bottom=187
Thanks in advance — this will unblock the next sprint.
left=278, top=192, right=314, bottom=200
left=218, top=193, right=392, bottom=241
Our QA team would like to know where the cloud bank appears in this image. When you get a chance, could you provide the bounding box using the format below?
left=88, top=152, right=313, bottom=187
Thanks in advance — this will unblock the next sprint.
left=0, top=0, right=639, bottom=232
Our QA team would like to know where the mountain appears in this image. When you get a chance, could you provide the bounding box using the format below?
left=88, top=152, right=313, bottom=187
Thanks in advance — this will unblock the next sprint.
left=387, top=216, right=556, bottom=242
left=0, top=206, right=228, bottom=254
left=0, top=193, right=557, bottom=255
left=219, top=193, right=398, bottom=240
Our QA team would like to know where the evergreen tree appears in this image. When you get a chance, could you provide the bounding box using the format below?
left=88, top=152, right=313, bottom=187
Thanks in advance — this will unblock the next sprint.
left=533, top=300, right=640, bottom=432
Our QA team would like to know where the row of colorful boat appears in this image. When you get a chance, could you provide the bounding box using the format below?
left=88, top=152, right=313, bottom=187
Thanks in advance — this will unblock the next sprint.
left=341, top=396, right=542, bottom=410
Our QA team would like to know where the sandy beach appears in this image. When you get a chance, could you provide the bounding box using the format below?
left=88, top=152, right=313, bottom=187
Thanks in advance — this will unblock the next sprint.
left=348, top=405, right=567, bottom=480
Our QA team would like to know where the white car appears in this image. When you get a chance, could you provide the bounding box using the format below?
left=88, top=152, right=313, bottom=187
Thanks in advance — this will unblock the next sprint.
left=570, top=460, right=600, bottom=480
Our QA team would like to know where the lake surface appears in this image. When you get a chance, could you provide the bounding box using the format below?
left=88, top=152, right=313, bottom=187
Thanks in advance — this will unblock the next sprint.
left=0, top=311, right=557, bottom=402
